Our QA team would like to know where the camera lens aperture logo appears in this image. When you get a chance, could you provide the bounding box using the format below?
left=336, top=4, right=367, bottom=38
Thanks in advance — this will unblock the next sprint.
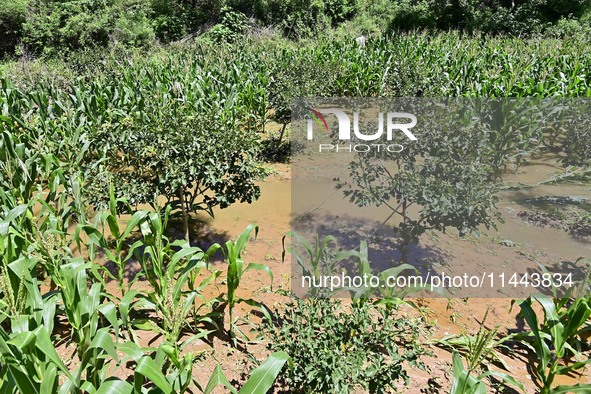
left=307, top=107, right=417, bottom=153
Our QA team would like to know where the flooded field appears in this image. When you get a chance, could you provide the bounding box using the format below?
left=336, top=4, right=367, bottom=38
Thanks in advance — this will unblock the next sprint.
left=167, top=158, right=590, bottom=392
left=174, top=148, right=591, bottom=295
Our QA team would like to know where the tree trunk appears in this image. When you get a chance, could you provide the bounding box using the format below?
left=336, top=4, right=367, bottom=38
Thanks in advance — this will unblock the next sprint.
left=400, top=200, right=409, bottom=264
left=275, top=123, right=287, bottom=150
left=179, top=186, right=190, bottom=243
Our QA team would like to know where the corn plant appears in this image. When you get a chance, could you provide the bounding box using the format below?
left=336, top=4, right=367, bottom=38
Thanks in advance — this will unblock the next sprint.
left=435, top=308, right=519, bottom=374
left=518, top=294, right=591, bottom=394
left=347, top=240, right=423, bottom=303
left=118, top=341, right=201, bottom=394
left=0, top=228, right=58, bottom=334
left=204, top=351, right=290, bottom=394
left=83, top=185, right=148, bottom=296
left=282, top=231, right=352, bottom=298
left=221, top=224, right=273, bottom=341
left=450, top=351, right=524, bottom=394
left=0, top=219, right=121, bottom=393
left=135, top=206, right=220, bottom=345
left=52, top=258, right=121, bottom=390
left=0, top=325, right=73, bottom=394
left=115, top=341, right=289, bottom=394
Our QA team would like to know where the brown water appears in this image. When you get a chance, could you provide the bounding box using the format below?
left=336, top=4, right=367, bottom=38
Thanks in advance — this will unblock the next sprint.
left=193, top=159, right=590, bottom=299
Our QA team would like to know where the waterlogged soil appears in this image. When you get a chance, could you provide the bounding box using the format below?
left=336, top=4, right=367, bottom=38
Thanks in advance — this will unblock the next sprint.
left=95, top=159, right=590, bottom=393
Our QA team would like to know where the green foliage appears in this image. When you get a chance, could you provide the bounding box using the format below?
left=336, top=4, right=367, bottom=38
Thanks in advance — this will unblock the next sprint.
left=282, top=232, right=353, bottom=297
left=21, top=0, right=154, bottom=55
left=264, top=297, right=428, bottom=393
left=386, top=0, right=438, bottom=32
left=3, top=0, right=591, bottom=57
left=204, top=351, right=291, bottom=394
left=337, top=103, right=502, bottom=260
left=438, top=326, right=508, bottom=373
left=380, top=0, right=591, bottom=35
left=150, top=0, right=189, bottom=41
left=135, top=206, right=220, bottom=344
left=0, top=325, right=72, bottom=393
left=347, top=241, right=423, bottom=301
left=221, top=224, right=273, bottom=341
left=262, top=0, right=360, bottom=37
left=450, top=351, right=524, bottom=394
left=203, top=6, right=248, bottom=43
left=0, top=0, right=29, bottom=56
left=0, top=103, right=282, bottom=390
left=435, top=308, right=521, bottom=388
left=74, top=57, right=268, bottom=240
left=83, top=185, right=149, bottom=296
left=518, top=295, right=591, bottom=394
left=562, top=106, right=591, bottom=167
left=1, top=16, right=591, bottom=394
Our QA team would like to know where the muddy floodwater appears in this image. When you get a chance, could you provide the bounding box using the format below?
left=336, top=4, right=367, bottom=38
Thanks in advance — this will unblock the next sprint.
left=190, top=159, right=590, bottom=299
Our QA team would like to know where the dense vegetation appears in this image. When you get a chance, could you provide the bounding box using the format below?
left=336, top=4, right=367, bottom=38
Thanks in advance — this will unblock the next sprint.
left=0, top=1, right=590, bottom=393
left=2, top=0, right=591, bottom=57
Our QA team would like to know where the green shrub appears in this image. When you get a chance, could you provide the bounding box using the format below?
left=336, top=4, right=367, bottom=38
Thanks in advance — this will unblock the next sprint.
left=111, top=5, right=155, bottom=47
left=546, top=14, right=591, bottom=38
left=0, top=0, right=29, bottom=56
left=387, top=0, right=438, bottom=32
left=264, top=298, right=428, bottom=393
left=150, top=0, right=188, bottom=42
left=22, top=0, right=154, bottom=55
left=203, top=6, right=248, bottom=43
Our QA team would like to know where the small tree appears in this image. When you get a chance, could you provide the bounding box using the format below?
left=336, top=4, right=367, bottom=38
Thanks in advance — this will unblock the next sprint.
left=337, top=102, right=501, bottom=262
left=85, top=85, right=267, bottom=242
left=267, top=46, right=340, bottom=147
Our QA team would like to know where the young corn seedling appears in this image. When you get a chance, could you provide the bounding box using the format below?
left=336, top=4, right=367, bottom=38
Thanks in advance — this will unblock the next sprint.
left=450, top=351, right=524, bottom=394
left=439, top=309, right=525, bottom=394
left=136, top=206, right=220, bottom=345
left=222, top=224, right=273, bottom=342
left=282, top=231, right=348, bottom=298
left=204, top=351, right=291, bottom=394
left=518, top=294, right=591, bottom=394
left=435, top=308, right=518, bottom=373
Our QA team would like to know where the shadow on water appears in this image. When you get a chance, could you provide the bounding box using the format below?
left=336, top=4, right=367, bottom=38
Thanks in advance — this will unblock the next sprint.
left=501, top=186, right=591, bottom=245
left=290, top=212, right=450, bottom=280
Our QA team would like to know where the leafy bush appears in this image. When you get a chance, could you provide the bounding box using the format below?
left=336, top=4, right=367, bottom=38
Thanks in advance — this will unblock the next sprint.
left=0, top=0, right=29, bottom=56
left=264, top=297, right=427, bottom=393
left=378, top=0, right=591, bottom=35
left=22, top=0, right=154, bottom=55
left=74, top=60, right=268, bottom=240
left=150, top=0, right=190, bottom=42
left=386, top=0, right=438, bottom=32
left=203, top=6, right=248, bottom=43
left=337, top=102, right=502, bottom=260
